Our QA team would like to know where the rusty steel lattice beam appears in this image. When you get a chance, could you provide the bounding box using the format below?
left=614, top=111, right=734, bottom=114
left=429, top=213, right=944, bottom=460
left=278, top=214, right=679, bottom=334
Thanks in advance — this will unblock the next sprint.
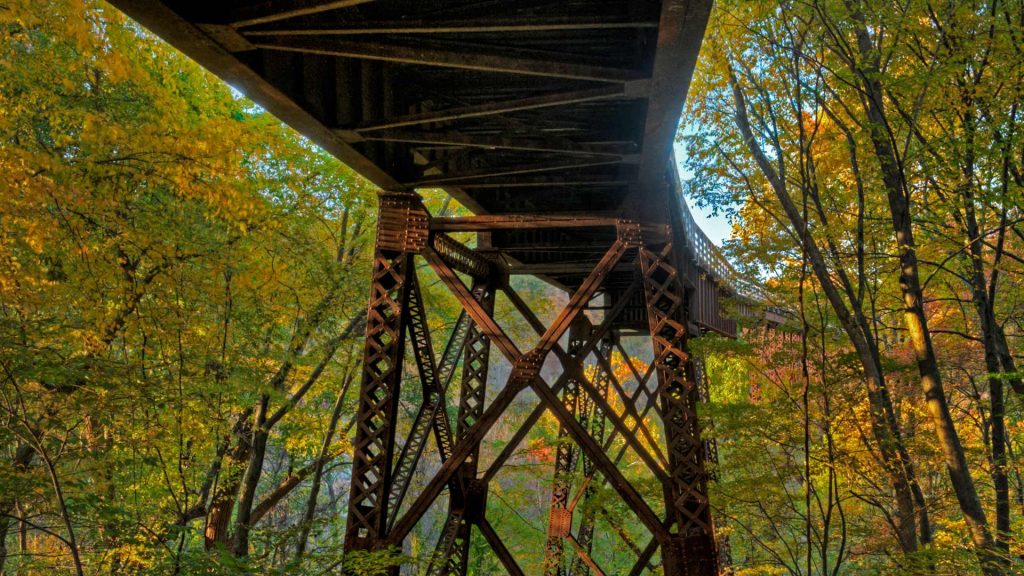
left=569, top=336, right=615, bottom=576
left=640, top=243, right=718, bottom=576
left=694, top=355, right=734, bottom=571
left=345, top=194, right=428, bottom=550
left=386, top=269, right=455, bottom=530
left=544, top=318, right=590, bottom=576
left=421, top=279, right=492, bottom=576
left=448, top=278, right=495, bottom=573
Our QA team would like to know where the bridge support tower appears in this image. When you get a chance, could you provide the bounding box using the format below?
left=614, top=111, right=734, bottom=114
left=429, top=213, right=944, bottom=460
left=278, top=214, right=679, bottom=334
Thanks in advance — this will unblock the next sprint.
left=344, top=192, right=719, bottom=575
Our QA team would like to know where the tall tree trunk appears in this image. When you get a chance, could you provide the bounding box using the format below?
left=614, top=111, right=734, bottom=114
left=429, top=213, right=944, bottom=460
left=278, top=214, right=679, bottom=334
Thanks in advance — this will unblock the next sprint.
left=232, top=395, right=269, bottom=557
left=729, top=70, right=924, bottom=553
left=205, top=418, right=253, bottom=550
left=0, top=444, right=36, bottom=574
left=844, top=7, right=1002, bottom=572
left=962, top=101, right=1012, bottom=554
left=297, top=370, right=353, bottom=558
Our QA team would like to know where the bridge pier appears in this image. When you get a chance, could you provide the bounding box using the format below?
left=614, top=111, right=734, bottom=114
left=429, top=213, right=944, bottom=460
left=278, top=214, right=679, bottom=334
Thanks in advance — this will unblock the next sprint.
left=345, top=192, right=719, bottom=575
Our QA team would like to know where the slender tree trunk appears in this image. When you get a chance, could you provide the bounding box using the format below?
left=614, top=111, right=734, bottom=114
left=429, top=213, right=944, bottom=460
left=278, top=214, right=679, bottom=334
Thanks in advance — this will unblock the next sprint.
left=297, top=370, right=353, bottom=558
left=844, top=8, right=1001, bottom=571
left=205, top=418, right=253, bottom=550
left=232, top=395, right=269, bottom=557
left=962, top=118, right=1012, bottom=555
left=729, top=70, right=924, bottom=553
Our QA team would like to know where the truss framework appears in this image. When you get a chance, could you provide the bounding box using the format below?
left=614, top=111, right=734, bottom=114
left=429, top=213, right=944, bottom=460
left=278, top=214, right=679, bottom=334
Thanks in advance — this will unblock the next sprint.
left=345, top=192, right=720, bottom=575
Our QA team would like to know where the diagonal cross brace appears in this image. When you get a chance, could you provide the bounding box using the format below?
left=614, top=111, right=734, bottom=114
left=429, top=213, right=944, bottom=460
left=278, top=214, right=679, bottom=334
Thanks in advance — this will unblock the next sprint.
left=391, top=238, right=668, bottom=545
left=504, top=286, right=670, bottom=483
left=387, top=269, right=462, bottom=529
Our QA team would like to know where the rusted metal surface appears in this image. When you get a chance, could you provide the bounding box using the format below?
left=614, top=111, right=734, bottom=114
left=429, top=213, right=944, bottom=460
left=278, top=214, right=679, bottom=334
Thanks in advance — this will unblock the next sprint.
left=344, top=205, right=413, bottom=550
left=641, top=243, right=719, bottom=576
left=385, top=269, right=453, bottom=529
left=544, top=320, right=589, bottom=576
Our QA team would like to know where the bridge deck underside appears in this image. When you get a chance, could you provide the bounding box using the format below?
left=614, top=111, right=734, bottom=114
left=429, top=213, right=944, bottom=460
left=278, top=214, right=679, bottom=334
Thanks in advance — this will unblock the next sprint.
left=111, top=0, right=729, bottom=328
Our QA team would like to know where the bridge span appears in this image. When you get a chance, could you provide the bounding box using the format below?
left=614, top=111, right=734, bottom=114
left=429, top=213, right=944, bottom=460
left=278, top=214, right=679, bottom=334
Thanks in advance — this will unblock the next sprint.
left=109, top=1, right=766, bottom=574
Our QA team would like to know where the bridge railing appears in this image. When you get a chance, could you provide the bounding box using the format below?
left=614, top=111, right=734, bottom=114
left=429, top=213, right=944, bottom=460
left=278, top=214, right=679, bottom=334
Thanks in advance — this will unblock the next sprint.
left=669, top=162, right=769, bottom=305
left=668, top=160, right=792, bottom=335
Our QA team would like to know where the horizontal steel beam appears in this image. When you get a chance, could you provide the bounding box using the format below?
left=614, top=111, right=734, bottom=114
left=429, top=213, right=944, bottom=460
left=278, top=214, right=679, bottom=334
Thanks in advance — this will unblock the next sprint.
left=240, top=17, right=660, bottom=35
left=230, top=0, right=374, bottom=28
left=350, top=86, right=638, bottom=133
left=253, top=38, right=645, bottom=83
left=355, top=129, right=629, bottom=158
left=509, top=262, right=636, bottom=275
left=431, top=215, right=622, bottom=232
left=407, top=159, right=622, bottom=187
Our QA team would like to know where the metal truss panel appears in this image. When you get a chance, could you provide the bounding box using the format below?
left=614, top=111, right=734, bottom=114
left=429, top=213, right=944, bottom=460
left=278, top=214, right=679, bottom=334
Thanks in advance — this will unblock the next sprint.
left=345, top=244, right=413, bottom=549
left=640, top=244, right=718, bottom=576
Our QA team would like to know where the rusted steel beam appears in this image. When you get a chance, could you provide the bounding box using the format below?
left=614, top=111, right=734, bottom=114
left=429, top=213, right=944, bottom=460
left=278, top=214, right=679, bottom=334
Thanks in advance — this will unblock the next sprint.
left=407, top=159, right=623, bottom=187
left=535, top=240, right=628, bottom=352
left=566, top=534, right=607, bottom=576
left=454, top=179, right=636, bottom=189
left=419, top=287, right=485, bottom=576
left=441, top=278, right=494, bottom=573
left=350, top=86, right=632, bottom=133
left=640, top=243, right=718, bottom=576
left=454, top=280, right=494, bottom=448
left=356, top=130, right=628, bottom=158
left=432, top=215, right=621, bottom=232
left=431, top=233, right=494, bottom=280
left=252, top=38, right=645, bottom=83
left=437, top=310, right=471, bottom=397
left=628, top=538, right=661, bottom=576
left=344, top=246, right=412, bottom=550
left=229, top=0, right=374, bottom=28
left=346, top=193, right=429, bottom=552
left=478, top=518, right=526, bottom=576
left=508, top=262, right=635, bottom=276
left=544, top=320, right=590, bottom=576
left=424, top=510, right=465, bottom=576
left=240, top=17, right=659, bottom=36
left=386, top=270, right=455, bottom=529
left=569, top=337, right=614, bottom=576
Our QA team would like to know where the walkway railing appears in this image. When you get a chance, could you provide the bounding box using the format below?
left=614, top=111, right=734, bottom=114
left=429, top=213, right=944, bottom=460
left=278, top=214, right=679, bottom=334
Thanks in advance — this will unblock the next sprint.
left=670, top=163, right=770, bottom=305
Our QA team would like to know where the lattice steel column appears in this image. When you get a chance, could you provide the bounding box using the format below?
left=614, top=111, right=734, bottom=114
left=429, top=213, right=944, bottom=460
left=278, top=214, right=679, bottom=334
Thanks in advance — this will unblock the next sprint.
left=424, top=277, right=494, bottom=576
left=569, top=334, right=615, bottom=576
left=544, top=318, right=590, bottom=576
left=694, top=356, right=731, bottom=572
left=345, top=193, right=428, bottom=552
left=640, top=243, right=718, bottom=576
left=452, top=278, right=494, bottom=573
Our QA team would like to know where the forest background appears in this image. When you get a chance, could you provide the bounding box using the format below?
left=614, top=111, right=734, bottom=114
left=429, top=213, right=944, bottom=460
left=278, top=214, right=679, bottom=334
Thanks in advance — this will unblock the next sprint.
left=1, top=1, right=1023, bottom=575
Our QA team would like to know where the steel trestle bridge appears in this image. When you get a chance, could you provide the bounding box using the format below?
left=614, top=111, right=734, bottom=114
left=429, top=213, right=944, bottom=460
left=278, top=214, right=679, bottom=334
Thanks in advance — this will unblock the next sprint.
left=109, top=1, right=779, bottom=573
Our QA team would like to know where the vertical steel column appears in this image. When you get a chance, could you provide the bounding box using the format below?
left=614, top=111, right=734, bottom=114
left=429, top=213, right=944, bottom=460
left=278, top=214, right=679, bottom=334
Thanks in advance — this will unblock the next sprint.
left=451, top=278, right=494, bottom=573
left=694, top=356, right=731, bottom=572
left=640, top=243, right=718, bottom=576
left=544, top=318, right=591, bottom=576
left=345, top=193, right=429, bottom=552
left=569, top=334, right=615, bottom=576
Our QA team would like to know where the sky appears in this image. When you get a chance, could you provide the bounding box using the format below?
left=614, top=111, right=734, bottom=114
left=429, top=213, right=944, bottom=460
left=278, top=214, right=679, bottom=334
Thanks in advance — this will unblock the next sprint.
left=674, top=141, right=733, bottom=247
